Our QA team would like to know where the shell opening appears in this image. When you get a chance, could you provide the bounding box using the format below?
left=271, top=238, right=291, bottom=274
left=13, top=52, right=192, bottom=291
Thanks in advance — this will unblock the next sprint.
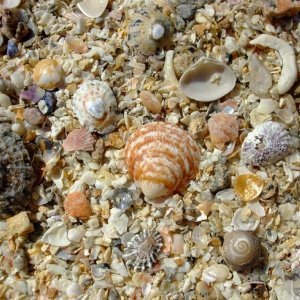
left=151, top=23, right=165, bottom=40
left=86, top=99, right=105, bottom=119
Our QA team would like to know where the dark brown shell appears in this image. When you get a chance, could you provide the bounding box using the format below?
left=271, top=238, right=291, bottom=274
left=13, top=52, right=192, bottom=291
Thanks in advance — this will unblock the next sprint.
left=0, top=123, right=36, bottom=218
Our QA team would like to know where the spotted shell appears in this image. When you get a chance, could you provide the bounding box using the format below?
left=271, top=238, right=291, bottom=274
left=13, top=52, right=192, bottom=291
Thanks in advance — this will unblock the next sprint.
left=0, top=123, right=36, bottom=218
left=123, top=229, right=163, bottom=271
left=32, top=59, right=62, bottom=90
left=208, top=112, right=239, bottom=150
left=223, top=230, right=261, bottom=271
left=71, top=80, right=117, bottom=134
left=125, top=122, right=200, bottom=200
left=127, top=8, right=174, bottom=57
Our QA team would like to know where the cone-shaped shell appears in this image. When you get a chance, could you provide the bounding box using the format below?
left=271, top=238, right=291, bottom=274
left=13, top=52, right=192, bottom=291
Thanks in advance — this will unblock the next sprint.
left=179, top=57, right=236, bottom=102
left=62, top=128, right=95, bottom=152
left=71, top=80, right=117, bottom=134
left=125, top=122, right=200, bottom=200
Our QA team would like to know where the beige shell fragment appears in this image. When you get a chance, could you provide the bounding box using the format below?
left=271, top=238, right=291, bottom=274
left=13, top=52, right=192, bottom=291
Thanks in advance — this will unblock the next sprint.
left=77, top=0, right=108, bottom=19
left=179, top=57, right=236, bottom=102
left=0, top=0, right=21, bottom=8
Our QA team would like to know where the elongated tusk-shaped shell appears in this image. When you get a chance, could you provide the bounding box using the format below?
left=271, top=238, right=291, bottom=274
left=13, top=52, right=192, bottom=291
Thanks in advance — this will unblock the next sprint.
left=125, top=122, right=200, bottom=200
left=250, top=34, right=297, bottom=94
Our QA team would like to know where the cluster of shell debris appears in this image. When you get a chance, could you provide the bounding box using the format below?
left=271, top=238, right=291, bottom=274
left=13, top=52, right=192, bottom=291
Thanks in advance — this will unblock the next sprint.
left=0, top=0, right=300, bottom=298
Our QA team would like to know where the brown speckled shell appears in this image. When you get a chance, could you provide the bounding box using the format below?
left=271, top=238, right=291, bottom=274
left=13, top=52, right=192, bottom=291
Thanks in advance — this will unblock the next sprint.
left=0, top=123, right=36, bottom=218
left=208, top=112, right=239, bottom=150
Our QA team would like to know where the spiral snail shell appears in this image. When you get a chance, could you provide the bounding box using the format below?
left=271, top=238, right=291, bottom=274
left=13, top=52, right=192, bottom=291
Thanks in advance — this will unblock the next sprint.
left=223, top=230, right=261, bottom=270
left=125, top=122, right=200, bottom=200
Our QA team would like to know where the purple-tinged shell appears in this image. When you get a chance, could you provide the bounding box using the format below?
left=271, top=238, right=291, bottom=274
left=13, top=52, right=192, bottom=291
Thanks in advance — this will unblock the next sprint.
left=20, top=85, right=45, bottom=103
left=241, top=121, right=292, bottom=166
left=123, top=229, right=163, bottom=271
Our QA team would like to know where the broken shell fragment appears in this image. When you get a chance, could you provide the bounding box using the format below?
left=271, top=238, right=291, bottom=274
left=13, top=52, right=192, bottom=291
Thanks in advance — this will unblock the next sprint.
left=223, top=230, right=261, bottom=271
left=234, top=173, right=264, bottom=202
left=179, top=57, right=236, bottom=102
left=241, top=121, right=292, bottom=166
left=125, top=122, right=200, bottom=200
left=0, top=0, right=21, bottom=9
left=77, top=0, right=108, bottom=19
left=250, top=34, right=297, bottom=94
left=63, top=128, right=95, bottom=152
left=208, top=112, right=239, bottom=150
left=32, top=59, right=62, bottom=90
left=71, top=80, right=117, bottom=134
left=64, top=192, right=92, bottom=219
left=201, top=264, right=230, bottom=284
left=64, top=36, right=88, bottom=54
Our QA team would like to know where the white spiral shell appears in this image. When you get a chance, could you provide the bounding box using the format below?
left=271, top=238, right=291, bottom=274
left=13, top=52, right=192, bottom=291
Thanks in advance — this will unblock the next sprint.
left=125, top=122, right=200, bottom=200
left=71, top=80, right=117, bottom=134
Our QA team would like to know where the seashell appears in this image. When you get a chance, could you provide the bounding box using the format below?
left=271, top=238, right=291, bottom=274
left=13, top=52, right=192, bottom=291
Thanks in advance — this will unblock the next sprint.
left=0, top=0, right=21, bottom=9
left=208, top=112, right=239, bottom=150
left=124, top=122, right=200, bottom=200
left=249, top=108, right=272, bottom=128
left=32, top=59, right=62, bottom=90
left=201, top=264, right=230, bottom=284
left=20, top=85, right=45, bottom=103
left=127, top=8, right=174, bottom=56
left=77, top=0, right=108, bottom=19
left=232, top=207, right=260, bottom=231
left=64, top=36, right=88, bottom=54
left=63, top=128, right=95, bottom=152
left=234, top=173, right=264, bottom=202
left=140, top=91, right=162, bottom=114
left=23, top=107, right=46, bottom=125
left=71, top=80, right=117, bottom=134
left=41, top=222, right=71, bottom=247
left=223, top=230, right=261, bottom=271
left=192, top=226, right=208, bottom=249
left=256, top=99, right=277, bottom=114
left=123, top=229, right=163, bottom=271
left=179, top=57, right=236, bottom=102
left=0, top=123, right=36, bottom=218
left=240, top=121, right=292, bottom=166
left=64, top=192, right=92, bottom=219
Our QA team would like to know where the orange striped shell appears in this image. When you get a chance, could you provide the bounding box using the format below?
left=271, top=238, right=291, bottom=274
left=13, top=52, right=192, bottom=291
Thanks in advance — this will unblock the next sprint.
left=125, top=122, right=200, bottom=200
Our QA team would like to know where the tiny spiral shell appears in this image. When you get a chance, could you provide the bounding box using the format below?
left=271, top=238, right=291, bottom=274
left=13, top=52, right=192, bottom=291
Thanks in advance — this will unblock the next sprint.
left=223, top=230, right=261, bottom=270
left=125, top=122, right=200, bottom=200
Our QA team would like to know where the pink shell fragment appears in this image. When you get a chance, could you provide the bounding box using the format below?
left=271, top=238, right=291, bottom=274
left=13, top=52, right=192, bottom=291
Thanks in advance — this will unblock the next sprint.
left=63, top=128, right=95, bottom=152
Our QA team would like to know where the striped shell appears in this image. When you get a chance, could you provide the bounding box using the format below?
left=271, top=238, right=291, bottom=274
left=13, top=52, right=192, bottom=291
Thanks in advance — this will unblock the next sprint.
left=125, top=122, right=200, bottom=200
left=62, top=128, right=95, bottom=152
left=71, top=80, right=117, bottom=134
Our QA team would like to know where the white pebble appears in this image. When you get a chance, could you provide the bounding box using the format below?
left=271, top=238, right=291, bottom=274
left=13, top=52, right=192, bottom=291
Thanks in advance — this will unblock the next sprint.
left=11, top=123, right=26, bottom=136
left=0, top=93, right=11, bottom=108
left=66, top=282, right=84, bottom=298
left=68, top=226, right=85, bottom=243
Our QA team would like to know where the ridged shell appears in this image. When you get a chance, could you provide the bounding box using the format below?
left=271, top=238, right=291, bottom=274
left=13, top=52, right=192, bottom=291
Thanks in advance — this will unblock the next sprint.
left=223, top=230, right=261, bottom=271
left=125, top=122, right=200, bottom=200
left=208, top=112, right=239, bottom=150
left=32, top=59, right=62, bottom=90
left=63, top=128, right=95, bottom=152
left=127, top=8, right=174, bottom=57
left=0, top=123, right=36, bottom=218
left=71, top=80, right=117, bottom=134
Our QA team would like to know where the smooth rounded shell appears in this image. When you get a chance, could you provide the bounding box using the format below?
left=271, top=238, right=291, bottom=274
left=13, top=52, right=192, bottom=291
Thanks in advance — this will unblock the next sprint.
left=179, top=57, right=236, bottom=102
left=71, top=80, right=117, bottom=134
left=32, top=59, right=62, bottom=90
left=223, top=230, right=261, bottom=270
left=234, top=174, right=264, bottom=202
left=125, top=122, right=200, bottom=200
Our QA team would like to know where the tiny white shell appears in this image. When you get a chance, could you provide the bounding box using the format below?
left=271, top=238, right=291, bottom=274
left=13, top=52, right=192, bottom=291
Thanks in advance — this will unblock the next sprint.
left=77, top=0, right=108, bottom=19
left=41, top=222, right=71, bottom=247
left=72, top=80, right=117, bottom=134
left=232, top=207, right=260, bottom=231
left=201, top=264, right=230, bottom=284
left=179, top=57, right=236, bottom=102
left=0, top=0, right=21, bottom=8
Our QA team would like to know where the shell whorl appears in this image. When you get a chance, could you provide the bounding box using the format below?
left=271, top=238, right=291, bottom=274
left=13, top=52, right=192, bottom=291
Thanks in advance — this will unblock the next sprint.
left=124, top=122, right=200, bottom=200
left=223, top=230, right=261, bottom=270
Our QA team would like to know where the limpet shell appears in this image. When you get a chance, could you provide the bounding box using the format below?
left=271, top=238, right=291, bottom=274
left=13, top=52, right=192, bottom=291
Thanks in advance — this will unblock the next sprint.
left=32, top=59, right=62, bottom=90
left=125, top=122, right=200, bottom=200
left=179, top=57, right=236, bottom=102
left=71, top=80, right=117, bottom=134
left=234, top=174, right=264, bottom=202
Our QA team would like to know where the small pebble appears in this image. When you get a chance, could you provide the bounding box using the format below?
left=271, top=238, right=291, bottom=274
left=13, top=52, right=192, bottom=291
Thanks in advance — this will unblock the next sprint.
left=64, top=192, right=92, bottom=219
left=7, top=39, right=18, bottom=58
left=112, top=187, right=133, bottom=210
left=23, top=107, right=45, bottom=125
left=66, top=282, right=84, bottom=298
left=67, top=226, right=85, bottom=243
left=0, top=93, right=11, bottom=108
left=40, top=91, right=57, bottom=114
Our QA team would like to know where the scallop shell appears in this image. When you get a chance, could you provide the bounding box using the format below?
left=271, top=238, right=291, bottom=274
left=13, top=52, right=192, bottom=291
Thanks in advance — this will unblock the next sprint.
left=234, top=173, right=264, bottom=202
left=125, top=122, right=200, bottom=200
left=32, top=59, right=62, bottom=90
left=179, top=57, right=236, bottom=102
left=71, top=80, right=117, bottom=134
left=208, top=112, right=239, bottom=150
left=127, top=8, right=174, bottom=57
left=63, top=128, right=95, bottom=152
left=223, top=230, right=261, bottom=271
left=0, top=123, right=36, bottom=218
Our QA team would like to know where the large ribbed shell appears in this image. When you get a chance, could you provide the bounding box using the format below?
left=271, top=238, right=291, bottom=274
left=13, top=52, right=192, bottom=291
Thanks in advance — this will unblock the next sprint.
left=125, top=122, right=200, bottom=200
left=71, top=80, right=117, bottom=134
left=0, top=123, right=36, bottom=218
